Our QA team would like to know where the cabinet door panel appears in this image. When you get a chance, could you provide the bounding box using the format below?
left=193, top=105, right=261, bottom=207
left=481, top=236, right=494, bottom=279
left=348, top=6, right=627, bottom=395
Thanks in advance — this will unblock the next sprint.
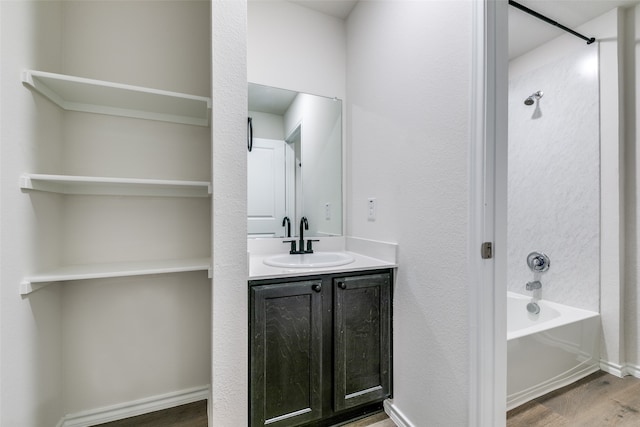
left=250, top=280, right=323, bottom=426
left=333, top=273, right=391, bottom=412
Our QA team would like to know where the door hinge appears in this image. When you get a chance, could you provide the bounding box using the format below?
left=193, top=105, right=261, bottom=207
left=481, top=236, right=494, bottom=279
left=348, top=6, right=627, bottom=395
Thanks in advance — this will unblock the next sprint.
left=481, top=242, right=493, bottom=259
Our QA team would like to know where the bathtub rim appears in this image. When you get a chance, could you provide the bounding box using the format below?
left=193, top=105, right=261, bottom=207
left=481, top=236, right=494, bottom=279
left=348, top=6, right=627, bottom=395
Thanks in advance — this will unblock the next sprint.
left=507, top=291, right=600, bottom=341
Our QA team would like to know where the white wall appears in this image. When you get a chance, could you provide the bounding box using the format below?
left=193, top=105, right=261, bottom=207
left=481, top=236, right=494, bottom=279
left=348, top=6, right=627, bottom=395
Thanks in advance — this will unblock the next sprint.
left=210, top=0, right=248, bottom=425
left=62, top=273, right=211, bottom=413
left=346, top=1, right=472, bottom=424
left=2, top=1, right=212, bottom=423
left=247, top=0, right=346, bottom=99
left=1, top=2, right=65, bottom=425
left=625, top=3, right=640, bottom=376
left=60, top=1, right=212, bottom=414
left=507, top=47, right=600, bottom=312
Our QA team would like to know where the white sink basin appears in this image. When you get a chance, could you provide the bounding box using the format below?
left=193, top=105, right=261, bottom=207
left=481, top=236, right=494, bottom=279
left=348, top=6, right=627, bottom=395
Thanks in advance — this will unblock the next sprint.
left=264, top=251, right=355, bottom=268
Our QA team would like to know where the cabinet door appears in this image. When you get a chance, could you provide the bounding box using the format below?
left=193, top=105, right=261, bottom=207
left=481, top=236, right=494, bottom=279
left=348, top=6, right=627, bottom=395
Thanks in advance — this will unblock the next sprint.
left=333, top=273, right=391, bottom=412
left=250, top=280, right=324, bottom=427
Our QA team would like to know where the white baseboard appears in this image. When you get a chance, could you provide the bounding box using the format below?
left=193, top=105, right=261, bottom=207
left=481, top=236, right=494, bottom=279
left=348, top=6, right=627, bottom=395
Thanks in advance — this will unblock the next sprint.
left=58, top=385, right=210, bottom=427
left=600, top=360, right=628, bottom=378
left=623, top=363, right=640, bottom=378
left=383, top=399, right=414, bottom=427
left=598, top=360, right=640, bottom=379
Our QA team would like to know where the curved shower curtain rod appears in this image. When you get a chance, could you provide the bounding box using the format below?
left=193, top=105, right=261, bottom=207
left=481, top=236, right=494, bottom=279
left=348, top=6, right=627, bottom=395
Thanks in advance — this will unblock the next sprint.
left=509, top=0, right=596, bottom=45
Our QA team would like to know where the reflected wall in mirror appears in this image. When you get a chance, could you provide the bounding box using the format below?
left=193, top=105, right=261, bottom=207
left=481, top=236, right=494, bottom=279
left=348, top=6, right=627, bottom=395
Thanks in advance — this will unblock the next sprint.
left=248, top=83, right=342, bottom=238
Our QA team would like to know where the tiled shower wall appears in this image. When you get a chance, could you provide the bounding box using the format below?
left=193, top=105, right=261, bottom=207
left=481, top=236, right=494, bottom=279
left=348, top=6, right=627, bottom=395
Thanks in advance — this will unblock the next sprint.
left=508, top=46, right=600, bottom=311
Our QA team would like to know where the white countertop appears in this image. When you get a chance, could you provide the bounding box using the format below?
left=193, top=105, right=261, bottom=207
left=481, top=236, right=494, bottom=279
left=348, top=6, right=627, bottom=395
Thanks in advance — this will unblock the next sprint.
left=249, top=251, right=396, bottom=280
left=248, top=236, right=398, bottom=280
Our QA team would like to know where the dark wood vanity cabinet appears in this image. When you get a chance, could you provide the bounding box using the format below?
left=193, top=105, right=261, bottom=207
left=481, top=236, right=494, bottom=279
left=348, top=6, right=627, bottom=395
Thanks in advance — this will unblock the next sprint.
left=249, top=269, right=392, bottom=427
left=250, top=279, right=324, bottom=426
left=333, top=273, right=392, bottom=412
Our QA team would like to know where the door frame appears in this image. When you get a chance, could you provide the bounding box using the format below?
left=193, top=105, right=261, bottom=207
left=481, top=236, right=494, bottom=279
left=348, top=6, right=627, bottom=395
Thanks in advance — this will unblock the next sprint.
left=469, top=1, right=508, bottom=426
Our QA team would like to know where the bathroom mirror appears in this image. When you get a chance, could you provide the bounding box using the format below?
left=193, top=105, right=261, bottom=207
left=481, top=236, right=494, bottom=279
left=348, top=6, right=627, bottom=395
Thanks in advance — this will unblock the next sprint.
left=248, top=83, right=342, bottom=238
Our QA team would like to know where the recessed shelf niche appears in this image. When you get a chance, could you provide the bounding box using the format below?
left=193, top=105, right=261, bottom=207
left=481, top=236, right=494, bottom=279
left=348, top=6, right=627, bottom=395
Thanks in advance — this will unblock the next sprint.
left=20, top=69, right=213, bottom=295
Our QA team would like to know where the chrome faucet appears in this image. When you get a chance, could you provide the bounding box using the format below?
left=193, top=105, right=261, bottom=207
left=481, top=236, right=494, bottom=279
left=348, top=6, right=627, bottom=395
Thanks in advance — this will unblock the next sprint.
left=526, top=280, right=542, bottom=291
left=527, top=252, right=550, bottom=272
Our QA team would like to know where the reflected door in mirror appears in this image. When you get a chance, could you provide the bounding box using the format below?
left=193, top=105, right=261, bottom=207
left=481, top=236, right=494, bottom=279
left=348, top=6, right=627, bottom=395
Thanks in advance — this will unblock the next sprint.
left=248, top=83, right=343, bottom=238
left=248, top=138, right=286, bottom=237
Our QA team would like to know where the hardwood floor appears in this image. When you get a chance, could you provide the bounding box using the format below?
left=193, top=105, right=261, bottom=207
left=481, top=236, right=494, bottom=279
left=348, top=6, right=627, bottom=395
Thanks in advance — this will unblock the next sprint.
left=92, top=372, right=640, bottom=427
left=507, top=371, right=640, bottom=426
left=91, top=402, right=395, bottom=427
left=342, top=411, right=396, bottom=427
left=92, top=401, right=207, bottom=427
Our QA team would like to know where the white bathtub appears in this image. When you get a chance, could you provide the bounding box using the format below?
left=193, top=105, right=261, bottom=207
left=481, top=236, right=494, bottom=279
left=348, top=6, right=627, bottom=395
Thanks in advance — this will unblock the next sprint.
left=507, top=292, right=601, bottom=410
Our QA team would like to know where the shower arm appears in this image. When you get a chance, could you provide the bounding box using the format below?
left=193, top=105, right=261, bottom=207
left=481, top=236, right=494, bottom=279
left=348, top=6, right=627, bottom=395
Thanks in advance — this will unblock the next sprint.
left=509, top=0, right=596, bottom=45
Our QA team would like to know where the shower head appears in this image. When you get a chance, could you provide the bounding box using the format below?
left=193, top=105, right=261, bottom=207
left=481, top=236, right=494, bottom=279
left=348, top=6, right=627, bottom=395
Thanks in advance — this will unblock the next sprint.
left=524, top=91, right=543, bottom=106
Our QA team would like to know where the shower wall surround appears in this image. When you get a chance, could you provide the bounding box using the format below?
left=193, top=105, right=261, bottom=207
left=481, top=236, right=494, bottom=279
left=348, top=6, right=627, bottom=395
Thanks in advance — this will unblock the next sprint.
left=508, top=46, right=600, bottom=311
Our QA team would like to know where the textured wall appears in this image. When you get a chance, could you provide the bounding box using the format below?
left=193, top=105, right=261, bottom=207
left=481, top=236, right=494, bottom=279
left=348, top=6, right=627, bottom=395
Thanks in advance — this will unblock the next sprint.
left=211, top=0, right=248, bottom=425
left=346, top=1, right=472, bottom=424
left=507, top=47, right=600, bottom=311
left=509, top=6, right=625, bottom=376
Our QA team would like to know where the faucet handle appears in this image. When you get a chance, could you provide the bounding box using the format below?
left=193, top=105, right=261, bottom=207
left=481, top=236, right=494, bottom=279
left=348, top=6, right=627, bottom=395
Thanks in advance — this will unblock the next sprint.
left=283, top=240, right=297, bottom=254
left=527, top=252, right=550, bottom=272
left=306, top=239, right=320, bottom=253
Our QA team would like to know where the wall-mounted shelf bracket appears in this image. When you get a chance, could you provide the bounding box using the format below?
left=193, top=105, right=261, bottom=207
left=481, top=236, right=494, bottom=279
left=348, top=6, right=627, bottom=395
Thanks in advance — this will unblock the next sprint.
left=19, top=281, right=52, bottom=296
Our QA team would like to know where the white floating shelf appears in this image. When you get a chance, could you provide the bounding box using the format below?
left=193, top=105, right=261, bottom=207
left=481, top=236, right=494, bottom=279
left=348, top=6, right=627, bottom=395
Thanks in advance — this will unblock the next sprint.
left=22, top=70, right=211, bottom=126
left=20, top=257, right=212, bottom=295
left=20, top=173, right=211, bottom=197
